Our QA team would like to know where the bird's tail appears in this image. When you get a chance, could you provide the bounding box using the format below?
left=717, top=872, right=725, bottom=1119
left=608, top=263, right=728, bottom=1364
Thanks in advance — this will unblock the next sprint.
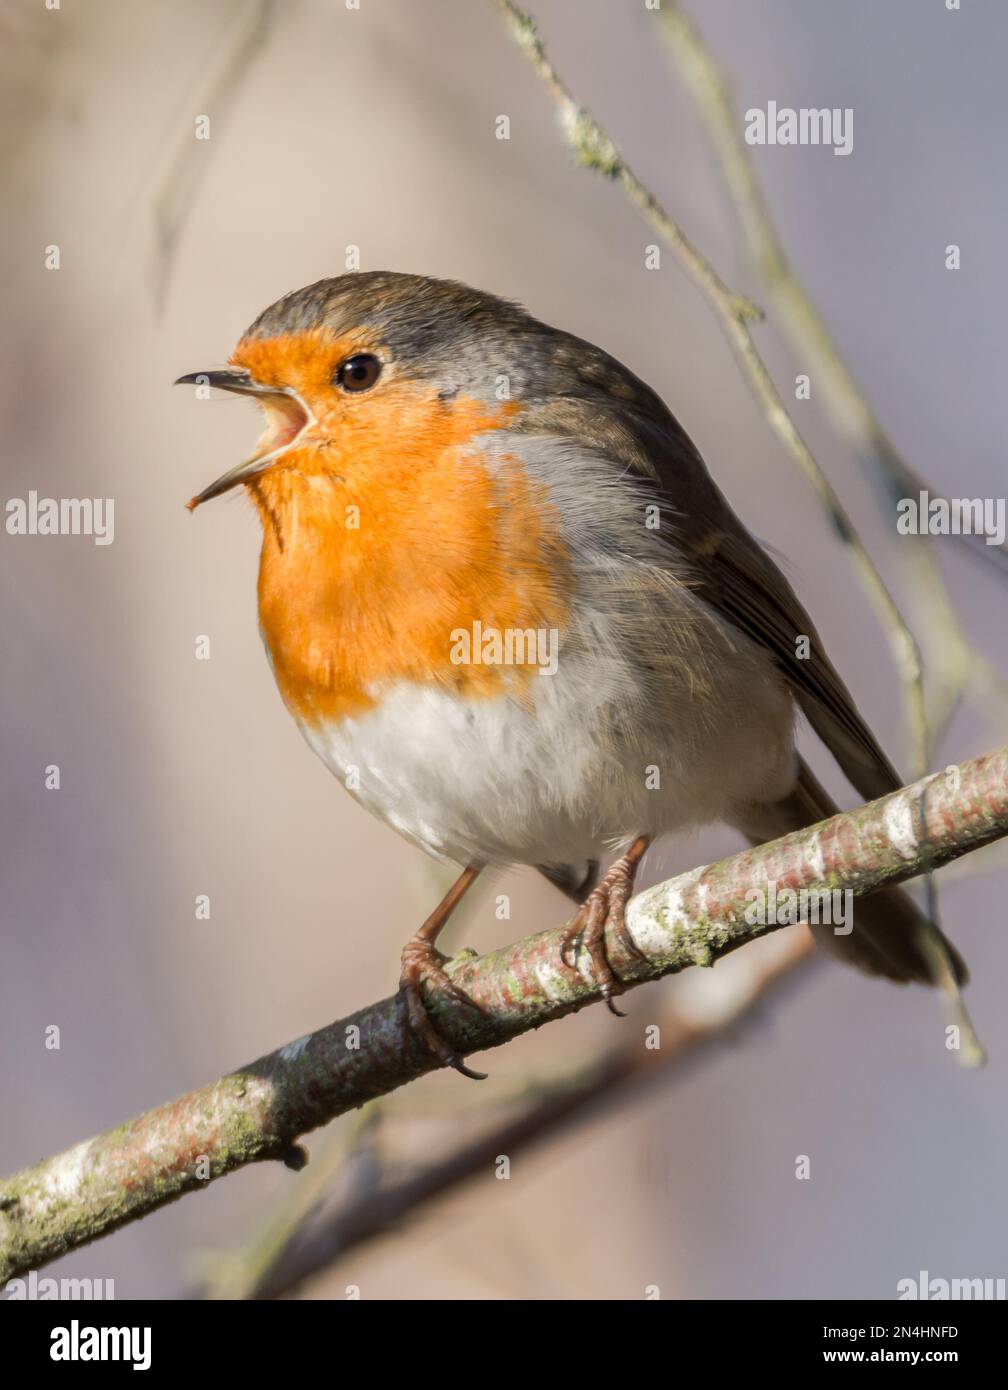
left=729, top=758, right=981, bottom=1062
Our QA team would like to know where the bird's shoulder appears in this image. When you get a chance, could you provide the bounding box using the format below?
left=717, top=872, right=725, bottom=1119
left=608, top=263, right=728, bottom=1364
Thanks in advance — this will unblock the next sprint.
left=510, top=329, right=902, bottom=803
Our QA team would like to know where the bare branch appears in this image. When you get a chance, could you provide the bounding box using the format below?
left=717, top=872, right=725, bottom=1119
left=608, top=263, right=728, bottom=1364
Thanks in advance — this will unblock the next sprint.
left=656, top=0, right=1008, bottom=737
left=239, top=931, right=817, bottom=1300
left=490, top=0, right=933, bottom=779
left=2, top=745, right=1005, bottom=1282
left=148, top=0, right=277, bottom=308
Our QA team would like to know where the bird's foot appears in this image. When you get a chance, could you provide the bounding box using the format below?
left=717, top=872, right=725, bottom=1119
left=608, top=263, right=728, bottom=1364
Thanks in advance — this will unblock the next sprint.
left=399, top=936, right=487, bottom=1080
left=561, top=837, right=650, bottom=1015
left=398, top=864, right=487, bottom=1080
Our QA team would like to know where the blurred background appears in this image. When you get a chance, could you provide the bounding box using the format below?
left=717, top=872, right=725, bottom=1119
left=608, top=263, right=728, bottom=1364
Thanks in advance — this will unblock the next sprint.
left=2, top=0, right=1006, bottom=1299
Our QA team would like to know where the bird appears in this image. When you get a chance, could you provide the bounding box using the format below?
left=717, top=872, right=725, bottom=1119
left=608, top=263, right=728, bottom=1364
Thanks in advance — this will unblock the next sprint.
left=176, top=270, right=967, bottom=1079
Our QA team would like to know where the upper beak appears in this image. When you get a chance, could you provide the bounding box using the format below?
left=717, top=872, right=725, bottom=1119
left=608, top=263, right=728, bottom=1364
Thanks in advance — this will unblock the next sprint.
left=174, top=369, right=314, bottom=510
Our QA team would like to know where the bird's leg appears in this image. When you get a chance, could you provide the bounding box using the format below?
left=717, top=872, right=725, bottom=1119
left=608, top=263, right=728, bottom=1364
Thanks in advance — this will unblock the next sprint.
left=561, top=836, right=650, bottom=1015
left=399, top=864, right=487, bottom=1080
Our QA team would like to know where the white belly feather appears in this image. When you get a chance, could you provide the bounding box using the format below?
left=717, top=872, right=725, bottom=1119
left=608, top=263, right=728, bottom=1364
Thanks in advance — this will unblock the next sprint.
left=296, top=627, right=795, bottom=869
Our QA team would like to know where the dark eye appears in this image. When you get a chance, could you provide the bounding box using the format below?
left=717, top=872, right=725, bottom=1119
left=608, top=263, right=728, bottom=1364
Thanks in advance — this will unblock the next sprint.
left=335, top=354, right=381, bottom=393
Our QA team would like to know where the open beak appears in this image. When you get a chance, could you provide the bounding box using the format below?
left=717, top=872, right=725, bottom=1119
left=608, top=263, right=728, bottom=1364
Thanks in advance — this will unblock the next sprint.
left=174, top=369, right=314, bottom=510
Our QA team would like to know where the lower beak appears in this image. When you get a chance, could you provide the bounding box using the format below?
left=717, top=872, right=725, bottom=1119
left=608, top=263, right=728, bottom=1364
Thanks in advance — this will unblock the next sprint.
left=175, top=369, right=313, bottom=510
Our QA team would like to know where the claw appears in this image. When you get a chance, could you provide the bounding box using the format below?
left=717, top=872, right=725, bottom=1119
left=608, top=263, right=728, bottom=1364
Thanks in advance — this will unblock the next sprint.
left=400, top=933, right=487, bottom=1081
left=452, top=1058, right=489, bottom=1081
left=559, top=836, right=650, bottom=1013
left=603, top=990, right=627, bottom=1019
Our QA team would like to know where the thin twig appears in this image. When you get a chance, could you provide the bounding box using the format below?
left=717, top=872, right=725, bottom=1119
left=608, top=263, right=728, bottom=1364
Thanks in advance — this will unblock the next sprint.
left=656, top=0, right=1008, bottom=744
left=147, top=0, right=277, bottom=308
left=491, top=0, right=934, bottom=779
left=198, top=1106, right=382, bottom=1300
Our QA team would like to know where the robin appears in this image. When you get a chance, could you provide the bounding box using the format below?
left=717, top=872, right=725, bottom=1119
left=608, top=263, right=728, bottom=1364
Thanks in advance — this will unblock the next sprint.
left=177, top=271, right=967, bottom=1079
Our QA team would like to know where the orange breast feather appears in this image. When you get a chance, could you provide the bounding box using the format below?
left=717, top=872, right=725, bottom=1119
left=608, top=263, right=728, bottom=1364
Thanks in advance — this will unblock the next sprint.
left=246, top=368, right=572, bottom=726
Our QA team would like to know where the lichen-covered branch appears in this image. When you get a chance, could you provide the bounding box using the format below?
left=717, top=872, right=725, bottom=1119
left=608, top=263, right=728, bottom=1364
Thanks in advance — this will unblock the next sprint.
left=1, top=745, right=1005, bottom=1282
left=238, top=930, right=817, bottom=1300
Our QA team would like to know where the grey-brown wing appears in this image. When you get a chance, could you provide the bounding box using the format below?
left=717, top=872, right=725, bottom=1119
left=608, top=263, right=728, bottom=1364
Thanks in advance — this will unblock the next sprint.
left=522, top=386, right=903, bottom=804
left=638, top=408, right=904, bottom=803
left=694, top=518, right=903, bottom=802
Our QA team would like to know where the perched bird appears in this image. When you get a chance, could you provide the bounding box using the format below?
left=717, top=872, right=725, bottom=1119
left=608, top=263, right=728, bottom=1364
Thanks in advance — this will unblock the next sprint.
left=177, top=271, right=967, bottom=1077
